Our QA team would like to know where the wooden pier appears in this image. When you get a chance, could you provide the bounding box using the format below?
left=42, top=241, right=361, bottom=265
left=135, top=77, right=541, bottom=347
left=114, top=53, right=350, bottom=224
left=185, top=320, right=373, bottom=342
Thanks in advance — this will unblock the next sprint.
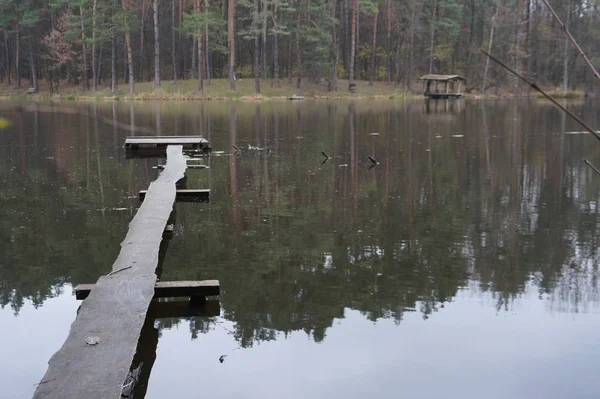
left=124, top=136, right=211, bottom=151
left=34, top=139, right=216, bottom=399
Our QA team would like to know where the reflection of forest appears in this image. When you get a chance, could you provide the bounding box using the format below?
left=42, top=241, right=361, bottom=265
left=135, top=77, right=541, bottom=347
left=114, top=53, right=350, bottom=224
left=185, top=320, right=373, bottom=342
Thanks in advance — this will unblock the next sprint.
left=1, top=101, right=599, bottom=346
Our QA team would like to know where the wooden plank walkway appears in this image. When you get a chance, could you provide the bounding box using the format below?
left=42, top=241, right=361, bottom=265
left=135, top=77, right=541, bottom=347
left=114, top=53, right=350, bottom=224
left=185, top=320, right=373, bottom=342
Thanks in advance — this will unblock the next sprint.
left=75, top=280, right=220, bottom=300
left=124, top=136, right=211, bottom=150
left=34, top=145, right=187, bottom=399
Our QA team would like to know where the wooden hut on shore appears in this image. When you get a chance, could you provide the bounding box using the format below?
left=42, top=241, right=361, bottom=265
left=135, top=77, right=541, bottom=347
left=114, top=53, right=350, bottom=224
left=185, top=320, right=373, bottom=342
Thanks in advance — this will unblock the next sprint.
left=419, top=74, right=466, bottom=99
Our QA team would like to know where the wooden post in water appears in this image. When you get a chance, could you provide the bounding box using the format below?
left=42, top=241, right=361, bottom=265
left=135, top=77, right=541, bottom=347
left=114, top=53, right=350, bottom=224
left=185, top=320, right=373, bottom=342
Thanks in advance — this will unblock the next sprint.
left=34, top=146, right=187, bottom=399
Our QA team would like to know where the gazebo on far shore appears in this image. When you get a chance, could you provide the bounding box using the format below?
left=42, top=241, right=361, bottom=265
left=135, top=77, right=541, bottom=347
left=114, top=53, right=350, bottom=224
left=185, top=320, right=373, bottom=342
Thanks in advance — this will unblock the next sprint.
left=419, top=74, right=466, bottom=99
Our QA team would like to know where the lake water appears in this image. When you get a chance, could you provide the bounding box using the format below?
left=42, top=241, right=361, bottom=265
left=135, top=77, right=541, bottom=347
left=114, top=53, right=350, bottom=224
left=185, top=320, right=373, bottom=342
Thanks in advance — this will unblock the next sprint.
left=1, top=99, right=600, bottom=399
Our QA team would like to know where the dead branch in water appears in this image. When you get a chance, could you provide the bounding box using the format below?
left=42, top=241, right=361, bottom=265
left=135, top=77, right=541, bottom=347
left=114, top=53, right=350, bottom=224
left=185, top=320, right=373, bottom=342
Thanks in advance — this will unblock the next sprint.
left=541, top=0, right=600, bottom=84
left=480, top=49, right=600, bottom=143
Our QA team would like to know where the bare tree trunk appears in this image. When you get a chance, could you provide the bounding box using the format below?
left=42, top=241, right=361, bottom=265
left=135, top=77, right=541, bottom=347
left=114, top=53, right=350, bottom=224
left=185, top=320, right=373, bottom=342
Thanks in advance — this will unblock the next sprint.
left=369, top=7, right=378, bottom=86
left=198, top=29, right=203, bottom=92
left=295, top=14, right=302, bottom=96
left=287, top=35, right=292, bottom=83
left=253, top=0, right=260, bottom=93
left=562, top=3, right=570, bottom=94
left=16, top=21, right=20, bottom=87
left=153, top=0, right=161, bottom=88
left=255, top=33, right=260, bottom=93
left=205, top=0, right=211, bottom=84
left=515, top=0, right=521, bottom=89
left=331, top=0, right=339, bottom=91
left=28, top=38, right=38, bottom=92
left=124, top=0, right=135, bottom=94
left=126, top=32, right=134, bottom=93
left=172, top=0, right=177, bottom=80
left=192, top=38, right=197, bottom=78
left=111, top=34, right=118, bottom=92
left=407, top=0, right=417, bottom=89
left=92, top=0, right=98, bottom=90
left=228, top=0, right=236, bottom=91
left=4, top=30, right=11, bottom=86
left=428, top=0, right=437, bottom=74
left=349, top=0, right=358, bottom=91
left=386, top=0, right=392, bottom=85
left=273, top=6, right=279, bottom=88
left=481, top=6, right=498, bottom=93
left=261, top=0, right=267, bottom=79
left=80, top=6, right=89, bottom=90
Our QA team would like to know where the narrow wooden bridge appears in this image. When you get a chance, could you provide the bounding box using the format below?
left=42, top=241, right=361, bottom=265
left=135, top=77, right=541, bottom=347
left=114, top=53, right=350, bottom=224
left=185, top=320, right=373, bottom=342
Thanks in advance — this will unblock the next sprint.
left=34, top=137, right=216, bottom=399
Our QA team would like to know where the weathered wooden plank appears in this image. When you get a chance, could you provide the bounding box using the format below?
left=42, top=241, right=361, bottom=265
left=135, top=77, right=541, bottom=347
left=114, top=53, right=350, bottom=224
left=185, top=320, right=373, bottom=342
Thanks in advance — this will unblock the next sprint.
left=124, top=136, right=210, bottom=147
left=153, top=164, right=209, bottom=170
left=139, top=188, right=210, bottom=203
left=34, top=145, right=187, bottom=399
left=75, top=280, right=220, bottom=300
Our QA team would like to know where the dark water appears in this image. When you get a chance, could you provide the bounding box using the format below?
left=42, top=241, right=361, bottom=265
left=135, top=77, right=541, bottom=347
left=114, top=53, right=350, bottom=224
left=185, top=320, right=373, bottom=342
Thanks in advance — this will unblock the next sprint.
left=2, top=99, right=600, bottom=399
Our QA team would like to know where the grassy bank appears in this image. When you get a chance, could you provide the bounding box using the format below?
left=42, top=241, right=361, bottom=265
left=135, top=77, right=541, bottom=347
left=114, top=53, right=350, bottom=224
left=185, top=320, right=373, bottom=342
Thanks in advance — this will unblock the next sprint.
left=0, top=78, right=422, bottom=101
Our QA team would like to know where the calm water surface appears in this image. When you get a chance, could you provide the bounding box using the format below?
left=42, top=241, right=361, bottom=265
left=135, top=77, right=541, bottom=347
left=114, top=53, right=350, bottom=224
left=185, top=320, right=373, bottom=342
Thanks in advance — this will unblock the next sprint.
left=1, top=99, right=600, bottom=399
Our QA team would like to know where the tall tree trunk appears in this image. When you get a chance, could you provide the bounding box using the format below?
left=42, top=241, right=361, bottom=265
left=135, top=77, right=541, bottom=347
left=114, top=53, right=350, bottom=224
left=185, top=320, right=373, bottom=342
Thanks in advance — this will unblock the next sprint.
left=16, top=21, right=20, bottom=87
left=287, top=35, right=292, bottom=83
left=205, top=0, right=211, bottom=84
left=111, top=34, right=117, bottom=92
left=369, top=8, right=379, bottom=86
left=153, top=0, right=161, bottom=88
left=481, top=6, right=498, bottom=93
left=342, top=0, right=349, bottom=70
left=428, top=0, right=437, bottom=74
left=407, top=0, right=417, bottom=89
left=123, top=0, right=135, bottom=94
left=228, top=0, right=236, bottom=91
left=515, top=0, right=521, bottom=89
left=273, top=5, right=279, bottom=88
left=92, top=0, right=98, bottom=90
left=386, top=0, right=392, bottom=85
left=126, top=31, right=134, bottom=93
left=253, top=0, right=260, bottom=92
left=562, top=3, right=570, bottom=94
left=179, top=0, right=184, bottom=77
left=4, top=30, right=11, bottom=86
left=198, top=29, right=203, bottom=92
left=172, top=0, right=177, bottom=80
left=139, top=8, right=145, bottom=81
left=255, top=32, right=260, bottom=93
left=261, top=0, right=267, bottom=79
left=97, top=44, right=104, bottom=85
left=192, top=38, right=197, bottom=78
left=28, top=38, right=38, bottom=92
left=80, top=6, right=89, bottom=90
left=349, top=0, right=358, bottom=91
left=295, top=13, right=302, bottom=96
left=331, top=0, right=339, bottom=91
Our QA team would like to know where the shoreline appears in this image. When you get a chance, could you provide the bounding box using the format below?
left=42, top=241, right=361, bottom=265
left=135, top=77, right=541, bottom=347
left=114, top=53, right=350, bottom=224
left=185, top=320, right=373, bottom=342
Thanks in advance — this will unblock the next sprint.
left=0, top=78, right=588, bottom=102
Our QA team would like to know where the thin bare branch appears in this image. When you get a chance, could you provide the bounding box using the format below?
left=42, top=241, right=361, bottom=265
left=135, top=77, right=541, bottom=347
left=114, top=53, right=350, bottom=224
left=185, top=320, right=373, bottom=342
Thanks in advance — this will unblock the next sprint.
left=541, top=0, right=600, bottom=83
left=584, top=160, right=600, bottom=177
left=480, top=49, right=600, bottom=143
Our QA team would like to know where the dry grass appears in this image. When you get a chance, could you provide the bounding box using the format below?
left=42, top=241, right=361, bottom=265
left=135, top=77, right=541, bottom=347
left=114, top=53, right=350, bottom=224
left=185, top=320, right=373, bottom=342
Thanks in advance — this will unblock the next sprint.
left=0, top=78, right=420, bottom=101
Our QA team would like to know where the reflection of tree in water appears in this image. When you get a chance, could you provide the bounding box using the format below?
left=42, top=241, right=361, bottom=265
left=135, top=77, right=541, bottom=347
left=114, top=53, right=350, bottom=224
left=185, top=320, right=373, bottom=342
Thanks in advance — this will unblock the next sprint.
left=169, top=101, right=600, bottom=346
left=1, top=102, right=600, bottom=348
